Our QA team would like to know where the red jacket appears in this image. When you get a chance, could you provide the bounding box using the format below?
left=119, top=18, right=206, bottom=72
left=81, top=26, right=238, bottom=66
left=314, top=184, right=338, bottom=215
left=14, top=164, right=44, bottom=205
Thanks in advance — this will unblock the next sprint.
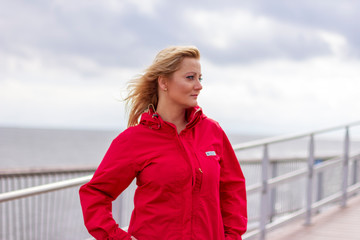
left=79, top=106, right=247, bottom=240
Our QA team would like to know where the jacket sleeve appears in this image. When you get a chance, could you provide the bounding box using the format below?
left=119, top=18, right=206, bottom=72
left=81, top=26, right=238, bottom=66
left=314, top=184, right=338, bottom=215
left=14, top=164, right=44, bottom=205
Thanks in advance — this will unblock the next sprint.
left=219, top=129, right=248, bottom=240
left=79, top=131, right=138, bottom=240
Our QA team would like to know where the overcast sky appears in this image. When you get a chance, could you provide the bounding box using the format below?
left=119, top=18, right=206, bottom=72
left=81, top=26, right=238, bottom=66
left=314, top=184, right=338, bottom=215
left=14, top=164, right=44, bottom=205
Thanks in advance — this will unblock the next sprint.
left=1, top=0, right=360, bottom=136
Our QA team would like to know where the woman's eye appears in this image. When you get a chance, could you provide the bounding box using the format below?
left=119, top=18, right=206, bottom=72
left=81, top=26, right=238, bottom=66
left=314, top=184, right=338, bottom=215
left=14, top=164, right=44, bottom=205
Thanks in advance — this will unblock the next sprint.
left=186, top=75, right=202, bottom=82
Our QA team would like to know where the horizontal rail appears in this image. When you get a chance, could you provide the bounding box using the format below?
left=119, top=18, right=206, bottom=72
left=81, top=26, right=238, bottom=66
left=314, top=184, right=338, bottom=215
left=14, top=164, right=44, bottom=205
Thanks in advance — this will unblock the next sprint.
left=268, top=168, right=307, bottom=189
left=0, top=166, right=96, bottom=176
left=246, top=183, right=262, bottom=195
left=266, top=209, right=306, bottom=234
left=1, top=153, right=357, bottom=207
left=242, top=228, right=260, bottom=240
left=314, top=154, right=359, bottom=174
left=243, top=208, right=306, bottom=240
left=233, top=121, right=360, bottom=150
left=253, top=154, right=358, bottom=192
left=0, top=175, right=93, bottom=203
left=238, top=155, right=334, bottom=164
left=244, top=168, right=360, bottom=240
left=314, top=157, right=342, bottom=172
left=312, top=192, right=342, bottom=212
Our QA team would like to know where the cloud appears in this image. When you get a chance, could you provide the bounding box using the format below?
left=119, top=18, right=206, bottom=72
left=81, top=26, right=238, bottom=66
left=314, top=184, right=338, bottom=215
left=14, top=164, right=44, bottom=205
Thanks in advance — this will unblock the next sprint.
left=1, top=0, right=360, bottom=135
left=200, top=56, right=360, bottom=134
left=238, top=0, right=360, bottom=58
left=0, top=48, right=137, bottom=130
left=0, top=0, right=159, bottom=69
left=1, top=0, right=359, bottom=71
left=0, top=73, right=129, bottom=130
left=181, top=8, right=335, bottom=64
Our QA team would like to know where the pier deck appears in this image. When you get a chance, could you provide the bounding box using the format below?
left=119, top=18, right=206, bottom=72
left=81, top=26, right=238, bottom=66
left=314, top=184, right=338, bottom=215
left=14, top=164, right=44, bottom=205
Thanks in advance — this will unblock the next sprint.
left=268, top=194, right=360, bottom=240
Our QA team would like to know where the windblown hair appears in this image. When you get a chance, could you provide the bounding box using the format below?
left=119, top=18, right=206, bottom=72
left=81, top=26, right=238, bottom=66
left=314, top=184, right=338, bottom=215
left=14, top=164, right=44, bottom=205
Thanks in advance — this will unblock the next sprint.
left=124, top=46, right=200, bottom=127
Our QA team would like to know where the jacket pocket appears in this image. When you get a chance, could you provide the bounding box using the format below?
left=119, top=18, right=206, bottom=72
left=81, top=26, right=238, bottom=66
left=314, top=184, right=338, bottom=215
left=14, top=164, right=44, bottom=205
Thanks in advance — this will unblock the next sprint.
left=194, top=167, right=203, bottom=191
left=195, top=146, right=221, bottom=192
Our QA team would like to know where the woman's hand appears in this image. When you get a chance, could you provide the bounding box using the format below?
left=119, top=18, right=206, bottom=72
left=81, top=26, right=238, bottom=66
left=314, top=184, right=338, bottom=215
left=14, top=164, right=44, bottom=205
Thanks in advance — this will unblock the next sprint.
left=130, top=236, right=138, bottom=240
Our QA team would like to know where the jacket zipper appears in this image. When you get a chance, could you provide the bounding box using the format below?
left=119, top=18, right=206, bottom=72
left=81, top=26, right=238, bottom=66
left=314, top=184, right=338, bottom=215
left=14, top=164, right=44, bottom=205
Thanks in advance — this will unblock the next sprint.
left=176, top=132, right=196, bottom=187
left=177, top=132, right=204, bottom=191
left=164, top=121, right=203, bottom=188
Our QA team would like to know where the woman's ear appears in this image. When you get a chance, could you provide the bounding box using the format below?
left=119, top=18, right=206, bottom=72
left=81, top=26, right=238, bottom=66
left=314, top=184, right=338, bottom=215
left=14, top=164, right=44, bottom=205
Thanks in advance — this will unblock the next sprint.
left=158, top=75, right=168, bottom=92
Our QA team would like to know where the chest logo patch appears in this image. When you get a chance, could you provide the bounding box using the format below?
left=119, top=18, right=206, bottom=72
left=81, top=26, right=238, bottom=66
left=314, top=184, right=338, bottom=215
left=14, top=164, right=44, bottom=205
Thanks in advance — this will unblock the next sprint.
left=205, top=151, right=216, bottom=156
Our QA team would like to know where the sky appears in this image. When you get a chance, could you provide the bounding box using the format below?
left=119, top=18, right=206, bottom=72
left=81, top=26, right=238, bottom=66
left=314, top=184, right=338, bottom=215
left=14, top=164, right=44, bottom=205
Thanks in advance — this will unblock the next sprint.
left=1, top=0, right=360, bottom=136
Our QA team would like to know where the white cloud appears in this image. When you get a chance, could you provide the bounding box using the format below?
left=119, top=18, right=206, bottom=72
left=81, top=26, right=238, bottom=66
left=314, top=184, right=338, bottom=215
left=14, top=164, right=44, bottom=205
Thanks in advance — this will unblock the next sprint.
left=318, top=31, right=349, bottom=57
left=2, top=41, right=359, bottom=135
left=52, top=0, right=163, bottom=16
left=0, top=78, right=128, bottom=130
left=200, top=56, right=360, bottom=134
left=52, top=0, right=126, bottom=13
left=186, top=8, right=273, bottom=49
left=0, top=49, right=139, bottom=130
left=126, top=0, right=163, bottom=17
left=184, top=8, right=335, bottom=62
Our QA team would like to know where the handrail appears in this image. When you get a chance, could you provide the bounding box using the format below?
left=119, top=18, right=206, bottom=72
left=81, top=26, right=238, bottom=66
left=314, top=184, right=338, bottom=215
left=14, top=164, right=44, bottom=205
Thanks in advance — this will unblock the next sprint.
left=1, top=120, right=360, bottom=240
left=0, top=166, right=96, bottom=176
left=233, top=121, right=360, bottom=150
left=241, top=120, right=360, bottom=240
left=244, top=153, right=359, bottom=196
left=1, top=152, right=359, bottom=238
left=0, top=175, right=93, bottom=203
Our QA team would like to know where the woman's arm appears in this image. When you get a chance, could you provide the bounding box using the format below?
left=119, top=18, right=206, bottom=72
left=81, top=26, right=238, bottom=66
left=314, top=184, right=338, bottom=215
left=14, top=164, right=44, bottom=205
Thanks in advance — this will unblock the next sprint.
left=79, top=132, right=138, bottom=240
left=219, top=130, right=248, bottom=240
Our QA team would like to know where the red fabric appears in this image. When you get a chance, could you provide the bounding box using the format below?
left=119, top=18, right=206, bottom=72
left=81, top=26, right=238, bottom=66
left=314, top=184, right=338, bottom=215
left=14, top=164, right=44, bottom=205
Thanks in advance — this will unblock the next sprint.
left=79, top=106, right=247, bottom=240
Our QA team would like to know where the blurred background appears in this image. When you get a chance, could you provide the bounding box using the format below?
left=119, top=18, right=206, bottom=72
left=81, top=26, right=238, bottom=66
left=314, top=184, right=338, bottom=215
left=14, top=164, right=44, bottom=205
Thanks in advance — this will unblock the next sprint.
left=1, top=1, right=360, bottom=239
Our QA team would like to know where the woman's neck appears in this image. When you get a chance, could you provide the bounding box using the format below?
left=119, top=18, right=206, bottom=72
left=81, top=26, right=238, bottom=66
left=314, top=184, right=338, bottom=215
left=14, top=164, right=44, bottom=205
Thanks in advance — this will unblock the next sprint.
left=156, top=103, right=187, bottom=134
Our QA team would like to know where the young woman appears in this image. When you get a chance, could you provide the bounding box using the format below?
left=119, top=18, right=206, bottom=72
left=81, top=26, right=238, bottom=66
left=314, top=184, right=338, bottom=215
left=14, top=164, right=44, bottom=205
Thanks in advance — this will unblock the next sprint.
left=79, top=46, right=247, bottom=240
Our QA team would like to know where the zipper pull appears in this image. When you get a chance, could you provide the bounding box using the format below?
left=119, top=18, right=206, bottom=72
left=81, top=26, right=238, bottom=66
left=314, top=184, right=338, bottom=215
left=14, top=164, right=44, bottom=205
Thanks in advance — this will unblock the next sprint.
left=199, top=168, right=203, bottom=173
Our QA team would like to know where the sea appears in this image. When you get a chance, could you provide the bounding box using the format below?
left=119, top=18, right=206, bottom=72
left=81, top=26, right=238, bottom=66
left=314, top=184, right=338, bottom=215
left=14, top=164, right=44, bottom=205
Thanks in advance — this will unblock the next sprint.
left=1, top=126, right=360, bottom=170
left=0, top=127, right=271, bottom=170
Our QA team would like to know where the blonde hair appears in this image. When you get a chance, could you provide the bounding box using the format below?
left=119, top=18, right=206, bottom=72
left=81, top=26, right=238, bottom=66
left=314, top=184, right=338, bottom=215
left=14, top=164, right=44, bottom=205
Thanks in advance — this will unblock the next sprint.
left=124, top=46, right=200, bottom=127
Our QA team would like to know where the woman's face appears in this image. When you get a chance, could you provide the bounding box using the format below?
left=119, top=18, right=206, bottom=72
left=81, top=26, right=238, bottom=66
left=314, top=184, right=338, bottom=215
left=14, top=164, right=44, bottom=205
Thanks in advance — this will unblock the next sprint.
left=166, top=57, right=202, bottom=109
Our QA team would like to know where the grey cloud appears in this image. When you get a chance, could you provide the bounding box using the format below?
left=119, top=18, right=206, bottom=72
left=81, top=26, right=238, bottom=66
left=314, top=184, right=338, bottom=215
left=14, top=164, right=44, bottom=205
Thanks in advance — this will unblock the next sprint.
left=1, top=1, right=154, bottom=67
left=191, top=22, right=332, bottom=65
left=121, top=0, right=357, bottom=64
left=238, top=0, right=360, bottom=57
left=1, top=0, right=359, bottom=74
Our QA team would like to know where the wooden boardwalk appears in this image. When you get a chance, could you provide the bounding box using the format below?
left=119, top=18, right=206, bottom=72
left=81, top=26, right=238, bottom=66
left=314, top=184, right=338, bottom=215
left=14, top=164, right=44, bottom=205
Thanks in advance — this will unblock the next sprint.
left=267, top=194, right=360, bottom=240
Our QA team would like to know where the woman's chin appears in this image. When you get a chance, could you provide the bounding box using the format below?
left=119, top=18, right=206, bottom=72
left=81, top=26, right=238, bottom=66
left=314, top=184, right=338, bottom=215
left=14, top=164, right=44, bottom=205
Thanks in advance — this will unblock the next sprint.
left=189, top=101, right=198, bottom=108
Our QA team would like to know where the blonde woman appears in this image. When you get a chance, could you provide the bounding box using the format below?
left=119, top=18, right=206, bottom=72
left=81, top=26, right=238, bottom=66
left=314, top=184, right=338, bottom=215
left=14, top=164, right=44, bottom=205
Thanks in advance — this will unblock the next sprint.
left=79, top=46, right=247, bottom=240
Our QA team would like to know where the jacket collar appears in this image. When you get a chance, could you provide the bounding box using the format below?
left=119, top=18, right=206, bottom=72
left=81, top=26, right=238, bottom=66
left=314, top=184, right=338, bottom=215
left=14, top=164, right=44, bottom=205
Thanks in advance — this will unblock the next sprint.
left=184, top=106, right=203, bottom=129
left=140, top=106, right=204, bottom=131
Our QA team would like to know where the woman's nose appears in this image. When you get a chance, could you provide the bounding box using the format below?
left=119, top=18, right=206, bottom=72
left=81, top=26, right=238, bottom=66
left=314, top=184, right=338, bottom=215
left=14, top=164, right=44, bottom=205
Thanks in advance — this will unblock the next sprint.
left=195, top=79, right=203, bottom=90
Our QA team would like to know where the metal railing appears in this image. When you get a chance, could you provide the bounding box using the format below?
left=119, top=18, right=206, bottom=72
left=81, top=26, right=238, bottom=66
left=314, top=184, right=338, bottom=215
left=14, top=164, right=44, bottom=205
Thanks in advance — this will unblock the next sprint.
left=0, top=121, right=360, bottom=240
left=0, top=167, right=95, bottom=240
left=239, top=121, right=360, bottom=240
left=0, top=167, right=96, bottom=194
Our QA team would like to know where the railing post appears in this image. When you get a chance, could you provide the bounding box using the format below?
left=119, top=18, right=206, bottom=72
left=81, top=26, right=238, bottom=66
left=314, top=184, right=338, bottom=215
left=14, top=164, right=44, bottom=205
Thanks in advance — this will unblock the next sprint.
left=260, top=144, right=269, bottom=240
left=341, top=126, right=350, bottom=207
left=352, top=157, right=358, bottom=185
left=315, top=159, right=324, bottom=206
left=316, top=166, right=324, bottom=202
left=305, top=134, right=314, bottom=225
left=269, top=161, right=278, bottom=222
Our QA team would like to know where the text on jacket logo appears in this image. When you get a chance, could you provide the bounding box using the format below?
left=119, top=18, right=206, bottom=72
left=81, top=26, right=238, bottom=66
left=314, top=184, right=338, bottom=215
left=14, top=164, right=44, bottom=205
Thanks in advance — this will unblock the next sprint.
left=205, top=151, right=216, bottom=156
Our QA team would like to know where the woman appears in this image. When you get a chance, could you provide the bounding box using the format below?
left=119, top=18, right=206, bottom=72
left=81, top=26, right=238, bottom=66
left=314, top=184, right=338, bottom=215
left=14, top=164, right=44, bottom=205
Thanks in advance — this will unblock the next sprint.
left=79, top=46, right=247, bottom=240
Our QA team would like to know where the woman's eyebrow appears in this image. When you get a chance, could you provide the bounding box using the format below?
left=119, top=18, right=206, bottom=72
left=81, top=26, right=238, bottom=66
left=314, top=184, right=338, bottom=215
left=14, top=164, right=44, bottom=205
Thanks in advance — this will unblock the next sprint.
left=185, top=72, right=201, bottom=75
